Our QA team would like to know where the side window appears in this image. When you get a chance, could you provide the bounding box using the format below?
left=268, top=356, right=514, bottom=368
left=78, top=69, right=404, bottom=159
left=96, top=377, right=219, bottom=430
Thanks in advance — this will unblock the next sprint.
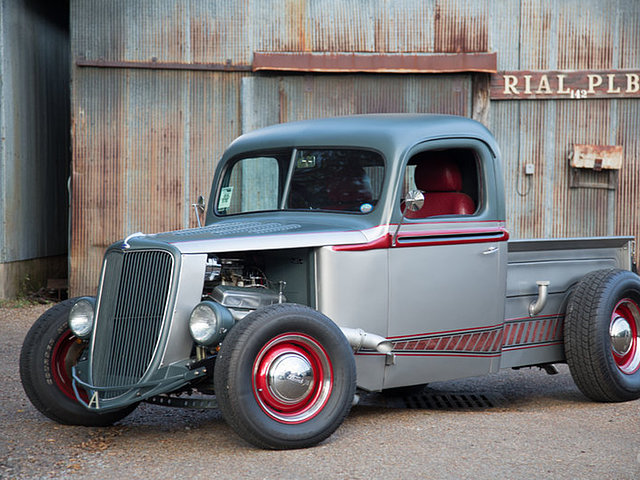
left=402, top=148, right=479, bottom=219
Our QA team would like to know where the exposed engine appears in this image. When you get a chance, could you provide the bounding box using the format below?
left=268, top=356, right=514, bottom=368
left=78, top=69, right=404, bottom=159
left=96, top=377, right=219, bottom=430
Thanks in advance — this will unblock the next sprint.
left=202, top=254, right=286, bottom=320
left=204, top=254, right=268, bottom=288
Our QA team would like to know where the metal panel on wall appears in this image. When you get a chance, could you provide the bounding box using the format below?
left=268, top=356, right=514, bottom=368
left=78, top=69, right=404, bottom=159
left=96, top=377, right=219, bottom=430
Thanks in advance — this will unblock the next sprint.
left=615, top=100, right=640, bottom=243
left=70, top=0, right=491, bottom=294
left=0, top=1, right=69, bottom=263
left=281, top=74, right=472, bottom=123
left=70, top=69, right=243, bottom=294
left=70, top=0, right=640, bottom=295
left=489, top=0, right=640, bottom=267
left=494, top=99, right=619, bottom=240
left=72, top=0, right=490, bottom=66
left=242, top=74, right=472, bottom=132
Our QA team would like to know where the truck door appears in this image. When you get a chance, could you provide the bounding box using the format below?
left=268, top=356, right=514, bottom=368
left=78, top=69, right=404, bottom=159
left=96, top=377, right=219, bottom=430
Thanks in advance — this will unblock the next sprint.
left=385, top=139, right=508, bottom=388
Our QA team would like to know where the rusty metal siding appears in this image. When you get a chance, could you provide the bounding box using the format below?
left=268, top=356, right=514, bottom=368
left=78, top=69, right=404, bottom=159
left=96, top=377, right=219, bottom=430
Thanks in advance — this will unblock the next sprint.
left=72, top=0, right=251, bottom=65
left=557, top=4, right=618, bottom=70
left=517, top=0, right=620, bottom=70
left=552, top=100, right=615, bottom=237
left=614, top=6, right=640, bottom=255
left=519, top=0, right=555, bottom=70
left=488, top=1, right=520, bottom=70
left=241, top=74, right=471, bottom=132
left=0, top=1, right=69, bottom=264
left=433, top=1, right=488, bottom=53
left=70, top=0, right=640, bottom=293
left=615, top=100, right=640, bottom=243
left=70, top=69, right=243, bottom=293
left=489, top=0, right=640, bottom=268
left=279, top=75, right=472, bottom=123
left=73, top=0, right=493, bottom=67
left=620, top=2, right=640, bottom=69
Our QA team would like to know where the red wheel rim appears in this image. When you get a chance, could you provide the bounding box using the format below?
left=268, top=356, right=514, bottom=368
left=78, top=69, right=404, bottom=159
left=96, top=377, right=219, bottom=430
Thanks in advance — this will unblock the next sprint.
left=51, top=329, right=88, bottom=402
left=252, top=333, right=333, bottom=424
left=610, top=299, right=640, bottom=375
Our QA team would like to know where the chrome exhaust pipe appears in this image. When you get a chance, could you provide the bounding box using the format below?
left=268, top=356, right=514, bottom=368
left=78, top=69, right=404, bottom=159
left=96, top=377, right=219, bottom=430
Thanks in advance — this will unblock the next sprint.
left=529, top=280, right=550, bottom=316
left=340, top=327, right=393, bottom=353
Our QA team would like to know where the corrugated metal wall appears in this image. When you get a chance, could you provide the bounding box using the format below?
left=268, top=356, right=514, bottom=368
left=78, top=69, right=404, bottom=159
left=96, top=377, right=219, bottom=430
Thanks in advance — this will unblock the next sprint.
left=70, top=69, right=242, bottom=291
left=73, top=0, right=491, bottom=63
left=0, top=0, right=69, bottom=264
left=488, top=0, right=640, bottom=246
left=241, top=75, right=471, bottom=131
left=70, top=0, right=640, bottom=295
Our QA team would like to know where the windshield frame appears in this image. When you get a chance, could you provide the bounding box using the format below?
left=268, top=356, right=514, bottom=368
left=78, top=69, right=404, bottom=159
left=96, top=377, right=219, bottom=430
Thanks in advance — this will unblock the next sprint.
left=213, top=146, right=387, bottom=218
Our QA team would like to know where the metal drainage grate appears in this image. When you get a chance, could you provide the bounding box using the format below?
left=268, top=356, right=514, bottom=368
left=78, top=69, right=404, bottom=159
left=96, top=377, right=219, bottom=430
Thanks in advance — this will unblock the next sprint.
left=358, top=391, right=503, bottom=410
left=401, top=392, right=497, bottom=410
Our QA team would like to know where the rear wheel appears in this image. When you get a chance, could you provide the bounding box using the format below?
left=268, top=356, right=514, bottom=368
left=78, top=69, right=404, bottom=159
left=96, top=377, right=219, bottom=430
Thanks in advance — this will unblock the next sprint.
left=214, top=304, right=356, bottom=449
left=20, top=298, right=137, bottom=426
left=564, top=269, right=640, bottom=402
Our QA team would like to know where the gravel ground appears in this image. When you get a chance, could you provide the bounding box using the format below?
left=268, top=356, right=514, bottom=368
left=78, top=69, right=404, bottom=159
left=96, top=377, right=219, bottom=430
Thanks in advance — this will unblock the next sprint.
left=2, top=303, right=639, bottom=480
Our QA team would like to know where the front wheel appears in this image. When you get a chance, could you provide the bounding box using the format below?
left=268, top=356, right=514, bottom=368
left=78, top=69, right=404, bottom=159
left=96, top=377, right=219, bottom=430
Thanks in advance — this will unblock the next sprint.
left=20, top=298, right=137, bottom=426
left=214, top=304, right=356, bottom=449
left=564, top=269, right=640, bottom=402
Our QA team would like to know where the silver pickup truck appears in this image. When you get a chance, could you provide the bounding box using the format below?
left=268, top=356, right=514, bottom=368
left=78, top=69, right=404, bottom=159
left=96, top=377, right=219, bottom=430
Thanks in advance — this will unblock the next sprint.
left=21, top=114, right=640, bottom=449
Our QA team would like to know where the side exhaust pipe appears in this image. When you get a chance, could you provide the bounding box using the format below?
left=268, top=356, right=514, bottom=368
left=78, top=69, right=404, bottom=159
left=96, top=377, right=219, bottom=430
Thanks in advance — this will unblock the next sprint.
left=529, top=280, right=550, bottom=316
left=340, top=327, right=393, bottom=353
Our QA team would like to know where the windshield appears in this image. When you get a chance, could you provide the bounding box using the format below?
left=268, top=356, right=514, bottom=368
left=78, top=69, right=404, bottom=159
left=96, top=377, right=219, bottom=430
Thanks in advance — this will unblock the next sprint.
left=216, top=149, right=385, bottom=216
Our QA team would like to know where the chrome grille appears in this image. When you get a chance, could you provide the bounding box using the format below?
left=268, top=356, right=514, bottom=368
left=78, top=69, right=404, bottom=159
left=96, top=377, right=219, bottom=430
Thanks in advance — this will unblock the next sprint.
left=91, top=250, right=173, bottom=399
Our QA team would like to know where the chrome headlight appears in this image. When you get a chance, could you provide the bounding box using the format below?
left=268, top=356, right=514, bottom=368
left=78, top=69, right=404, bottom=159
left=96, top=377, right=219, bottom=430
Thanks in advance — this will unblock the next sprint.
left=68, top=297, right=96, bottom=339
left=189, top=301, right=234, bottom=346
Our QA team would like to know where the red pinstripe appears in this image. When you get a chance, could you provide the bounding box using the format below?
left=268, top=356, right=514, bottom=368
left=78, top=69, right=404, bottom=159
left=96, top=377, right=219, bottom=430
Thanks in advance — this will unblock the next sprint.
left=490, top=331, right=504, bottom=351
left=508, top=324, right=518, bottom=345
left=532, top=319, right=542, bottom=343
left=456, top=334, right=472, bottom=351
left=553, top=319, right=564, bottom=339
left=391, top=328, right=502, bottom=355
left=501, top=315, right=564, bottom=349
left=516, top=323, right=527, bottom=344
left=543, top=318, right=555, bottom=342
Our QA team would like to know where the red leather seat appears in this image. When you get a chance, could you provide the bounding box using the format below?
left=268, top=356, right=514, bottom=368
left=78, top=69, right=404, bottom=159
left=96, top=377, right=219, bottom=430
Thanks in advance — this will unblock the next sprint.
left=405, top=157, right=475, bottom=218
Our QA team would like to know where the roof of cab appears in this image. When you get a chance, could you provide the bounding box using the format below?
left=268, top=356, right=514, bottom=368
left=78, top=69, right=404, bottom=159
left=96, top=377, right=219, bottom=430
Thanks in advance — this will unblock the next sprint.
left=223, top=114, right=498, bottom=160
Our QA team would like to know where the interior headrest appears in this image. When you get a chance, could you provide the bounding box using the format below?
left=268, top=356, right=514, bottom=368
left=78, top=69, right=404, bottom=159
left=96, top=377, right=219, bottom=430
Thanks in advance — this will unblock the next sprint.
left=414, top=155, right=462, bottom=192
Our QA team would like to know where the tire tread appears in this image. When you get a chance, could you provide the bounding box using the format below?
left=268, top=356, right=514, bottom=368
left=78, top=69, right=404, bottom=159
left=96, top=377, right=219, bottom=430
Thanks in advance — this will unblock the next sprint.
left=20, top=299, right=136, bottom=426
left=564, top=268, right=640, bottom=402
left=214, top=303, right=356, bottom=449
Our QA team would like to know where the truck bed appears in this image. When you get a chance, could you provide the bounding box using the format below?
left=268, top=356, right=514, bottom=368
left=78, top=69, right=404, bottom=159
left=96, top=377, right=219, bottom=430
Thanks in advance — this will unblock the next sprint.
left=500, top=236, right=635, bottom=369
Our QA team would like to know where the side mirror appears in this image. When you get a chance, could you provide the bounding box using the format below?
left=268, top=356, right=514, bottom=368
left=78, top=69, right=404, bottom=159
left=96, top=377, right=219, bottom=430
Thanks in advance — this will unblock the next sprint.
left=403, top=189, right=425, bottom=213
left=192, top=195, right=206, bottom=228
left=393, top=190, right=425, bottom=246
left=196, top=195, right=205, bottom=213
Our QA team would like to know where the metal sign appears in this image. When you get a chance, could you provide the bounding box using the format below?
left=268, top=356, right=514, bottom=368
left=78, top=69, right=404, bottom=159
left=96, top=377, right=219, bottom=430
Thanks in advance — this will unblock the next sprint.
left=490, top=70, right=640, bottom=100
left=569, top=144, right=623, bottom=171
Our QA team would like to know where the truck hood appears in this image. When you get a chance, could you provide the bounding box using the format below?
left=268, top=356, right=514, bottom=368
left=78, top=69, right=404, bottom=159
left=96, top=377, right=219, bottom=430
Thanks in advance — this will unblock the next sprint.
left=128, top=217, right=388, bottom=254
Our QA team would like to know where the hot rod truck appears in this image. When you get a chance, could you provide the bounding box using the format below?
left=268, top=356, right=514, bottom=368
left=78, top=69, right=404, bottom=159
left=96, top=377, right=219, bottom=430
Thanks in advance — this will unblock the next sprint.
left=20, top=114, right=640, bottom=449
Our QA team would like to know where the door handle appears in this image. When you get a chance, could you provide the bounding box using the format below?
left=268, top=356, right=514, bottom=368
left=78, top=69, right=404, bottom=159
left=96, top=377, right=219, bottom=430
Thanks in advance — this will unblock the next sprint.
left=482, top=246, right=499, bottom=255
